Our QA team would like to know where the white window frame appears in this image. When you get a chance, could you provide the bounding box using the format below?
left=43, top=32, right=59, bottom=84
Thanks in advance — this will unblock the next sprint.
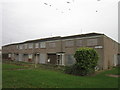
left=19, top=44, right=23, bottom=50
left=28, top=54, right=32, bottom=59
left=8, top=54, right=12, bottom=58
left=28, top=43, right=33, bottom=49
left=16, top=45, right=19, bottom=49
left=40, top=42, right=46, bottom=48
left=24, top=44, right=28, bottom=49
left=35, top=43, right=39, bottom=48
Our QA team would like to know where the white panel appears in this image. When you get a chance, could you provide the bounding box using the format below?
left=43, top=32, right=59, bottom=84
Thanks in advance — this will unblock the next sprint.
left=62, top=54, right=65, bottom=65
left=95, top=46, right=103, bottom=49
left=40, top=54, right=46, bottom=64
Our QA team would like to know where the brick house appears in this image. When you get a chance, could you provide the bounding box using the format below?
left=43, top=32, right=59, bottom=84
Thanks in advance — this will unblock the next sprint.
left=2, top=33, right=120, bottom=70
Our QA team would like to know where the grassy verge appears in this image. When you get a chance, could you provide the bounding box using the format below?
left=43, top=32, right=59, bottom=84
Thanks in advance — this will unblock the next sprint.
left=2, top=61, right=119, bottom=88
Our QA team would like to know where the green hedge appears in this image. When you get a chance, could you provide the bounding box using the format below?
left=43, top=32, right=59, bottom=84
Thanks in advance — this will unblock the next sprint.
left=65, top=47, right=99, bottom=76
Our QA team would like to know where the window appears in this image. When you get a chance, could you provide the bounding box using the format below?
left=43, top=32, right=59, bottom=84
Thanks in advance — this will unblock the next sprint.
left=87, top=39, right=98, bottom=46
left=66, top=54, right=75, bottom=65
left=49, top=42, right=56, bottom=48
left=113, top=42, right=117, bottom=50
left=16, top=45, right=19, bottom=49
left=24, top=44, right=27, bottom=49
left=35, top=43, right=39, bottom=48
left=76, top=40, right=83, bottom=46
left=28, top=54, right=32, bottom=59
left=40, top=42, right=46, bottom=48
left=19, top=44, right=23, bottom=49
left=29, top=43, right=33, bottom=49
left=65, top=40, right=74, bottom=47
left=8, top=54, right=12, bottom=58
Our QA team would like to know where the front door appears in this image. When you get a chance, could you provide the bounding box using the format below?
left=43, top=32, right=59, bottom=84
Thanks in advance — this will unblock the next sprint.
left=36, top=54, right=39, bottom=64
left=39, top=54, right=46, bottom=64
left=48, top=54, right=57, bottom=64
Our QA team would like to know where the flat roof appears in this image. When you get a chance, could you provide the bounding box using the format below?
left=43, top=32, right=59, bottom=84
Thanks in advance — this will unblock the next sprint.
left=2, top=32, right=104, bottom=47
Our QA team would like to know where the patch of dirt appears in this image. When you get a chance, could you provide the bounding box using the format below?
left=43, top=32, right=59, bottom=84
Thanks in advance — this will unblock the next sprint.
left=106, top=74, right=120, bottom=78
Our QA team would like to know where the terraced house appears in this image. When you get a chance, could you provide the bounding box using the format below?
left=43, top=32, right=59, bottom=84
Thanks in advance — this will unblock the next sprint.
left=2, top=33, right=120, bottom=70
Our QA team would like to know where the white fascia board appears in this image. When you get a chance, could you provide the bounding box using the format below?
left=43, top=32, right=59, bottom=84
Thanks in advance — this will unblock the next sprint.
left=62, top=35, right=103, bottom=41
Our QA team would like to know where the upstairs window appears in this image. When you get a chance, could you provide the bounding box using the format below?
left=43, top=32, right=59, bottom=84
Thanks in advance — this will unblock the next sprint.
left=28, top=43, right=33, bottom=49
left=8, top=54, right=11, bottom=57
left=35, top=43, right=39, bottom=48
left=76, top=40, right=83, bottom=46
left=28, top=54, right=32, bottom=59
left=19, top=44, right=23, bottom=50
left=65, top=40, right=74, bottom=47
left=40, top=42, right=46, bottom=48
left=49, top=42, right=56, bottom=48
left=16, top=45, right=19, bottom=49
left=24, top=44, right=28, bottom=49
left=87, top=39, right=98, bottom=46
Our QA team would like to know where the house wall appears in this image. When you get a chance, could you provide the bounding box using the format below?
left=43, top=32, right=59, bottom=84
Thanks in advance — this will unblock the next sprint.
left=103, top=36, right=118, bottom=69
left=2, top=33, right=119, bottom=70
left=62, top=36, right=104, bottom=69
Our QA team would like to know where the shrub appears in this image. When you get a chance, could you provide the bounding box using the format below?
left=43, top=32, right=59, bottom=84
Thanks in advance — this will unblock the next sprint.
left=65, top=47, right=99, bottom=76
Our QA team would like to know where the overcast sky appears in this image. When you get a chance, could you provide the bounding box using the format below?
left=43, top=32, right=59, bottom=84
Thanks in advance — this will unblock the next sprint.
left=1, top=0, right=120, bottom=47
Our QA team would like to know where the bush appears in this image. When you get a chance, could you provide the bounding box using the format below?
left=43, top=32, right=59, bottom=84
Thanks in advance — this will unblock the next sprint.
left=65, top=47, right=99, bottom=76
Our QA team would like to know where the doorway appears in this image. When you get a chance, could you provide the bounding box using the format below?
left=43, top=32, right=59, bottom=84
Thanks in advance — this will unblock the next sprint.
left=35, top=53, right=40, bottom=64
left=56, top=53, right=65, bottom=65
left=47, top=53, right=57, bottom=64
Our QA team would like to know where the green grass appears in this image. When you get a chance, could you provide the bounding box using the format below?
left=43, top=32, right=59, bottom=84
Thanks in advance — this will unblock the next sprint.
left=2, top=64, right=27, bottom=69
left=2, top=62, right=119, bottom=88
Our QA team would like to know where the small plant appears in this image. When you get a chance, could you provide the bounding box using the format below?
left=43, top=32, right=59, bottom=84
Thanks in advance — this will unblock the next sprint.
left=65, top=47, right=99, bottom=76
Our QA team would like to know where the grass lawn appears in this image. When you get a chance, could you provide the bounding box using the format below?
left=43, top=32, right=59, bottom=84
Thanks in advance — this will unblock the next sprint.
left=2, top=62, right=119, bottom=88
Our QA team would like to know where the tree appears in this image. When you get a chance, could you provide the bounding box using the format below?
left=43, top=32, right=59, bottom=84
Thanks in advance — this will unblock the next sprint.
left=65, top=47, right=99, bottom=76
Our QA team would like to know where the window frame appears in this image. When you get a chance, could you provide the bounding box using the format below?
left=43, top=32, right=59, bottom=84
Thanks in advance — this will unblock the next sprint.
left=48, top=42, right=56, bottom=48
left=76, top=39, right=83, bottom=47
left=87, top=38, right=98, bottom=46
left=40, top=42, right=46, bottom=48
left=35, top=43, right=39, bottom=48
left=28, top=43, right=33, bottom=49
left=65, top=40, right=74, bottom=47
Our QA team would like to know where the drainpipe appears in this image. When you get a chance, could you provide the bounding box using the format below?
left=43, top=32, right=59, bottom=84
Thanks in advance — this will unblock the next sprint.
left=33, top=44, right=37, bottom=68
left=35, top=54, right=37, bottom=68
